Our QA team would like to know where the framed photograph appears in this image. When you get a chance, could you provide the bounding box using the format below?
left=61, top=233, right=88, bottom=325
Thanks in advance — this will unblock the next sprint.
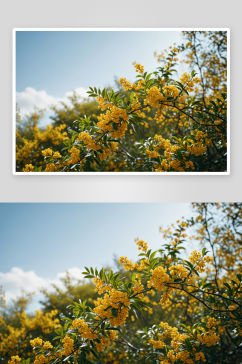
left=13, top=29, right=229, bottom=174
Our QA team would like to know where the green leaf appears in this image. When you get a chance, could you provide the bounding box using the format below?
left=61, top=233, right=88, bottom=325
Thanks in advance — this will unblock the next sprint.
left=90, top=349, right=99, bottom=359
left=185, top=338, right=193, bottom=352
left=149, top=251, right=157, bottom=261
left=180, top=323, right=192, bottom=334
left=111, top=308, right=118, bottom=317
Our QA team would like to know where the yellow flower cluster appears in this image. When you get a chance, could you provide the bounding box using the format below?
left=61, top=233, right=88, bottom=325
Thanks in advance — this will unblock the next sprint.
left=61, top=335, right=74, bottom=356
left=119, top=78, right=133, bottom=90
left=45, top=163, right=56, bottom=172
left=34, top=124, right=68, bottom=146
left=179, top=72, right=201, bottom=92
left=146, top=134, right=194, bottom=173
left=42, top=148, right=53, bottom=157
left=119, top=256, right=137, bottom=271
left=53, top=151, right=62, bottom=159
left=195, top=131, right=207, bottom=141
left=134, top=80, right=146, bottom=91
left=98, top=144, right=117, bottom=162
left=96, top=105, right=129, bottom=139
left=148, top=266, right=173, bottom=291
left=16, top=109, right=68, bottom=171
left=8, top=356, right=21, bottom=364
left=189, top=251, right=213, bottom=272
left=180, top=72, right=191, bottom=85
left=189, top=250, right=202, bottom=264
left=163, top=85, right=180, bottom=98
left=72, top=318, right=97, bottom=340
left=131, top=96, right=141, bottom=112
left=93, top=278, right=112, bottom=294
left=207, top=317, right=219, bottom=329
left=187, top=143, right=207, bottom=157
left=197, top=327, right=219, bottom=347
left=149, top=321, right=211, bottom=364
left=145, top=150, right=159, bottom=158
left=154, top=135, right=180, bottom=161
left=33, top=355, right=47, bottom=364
left=133, top=279, right=144, bottom=298
left=78, top=132, right=100, bottom=151
left=70, top=146, right=80, bottom=165
left=137, top=258, right=150, bottom=272
left=136, top=240, right=148, bottom=252
left=30, top=337, right=42, bottom=347
left=43, top=341, right=53, bottom=349
left=95, top=331, right=116, bottom=352
left=94, top=289, right=130, bottom=326
left=185, top=160, right=195, bottom=170
left=22, top=164, right=34, bottom=172
left=133, top=62, right=144, bottom=74
left=96, top=96, right=113, bottom=111
left=169, top=264, right=188, bottom=279
left=144, top=86, right=165, bottom=108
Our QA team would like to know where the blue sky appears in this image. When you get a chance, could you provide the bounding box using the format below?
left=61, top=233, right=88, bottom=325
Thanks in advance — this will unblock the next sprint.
left=0, top=203, right=194, bottom=308
left=16, top=30, right=184, bottom=126
left=0, top=203, right=191, bottom=276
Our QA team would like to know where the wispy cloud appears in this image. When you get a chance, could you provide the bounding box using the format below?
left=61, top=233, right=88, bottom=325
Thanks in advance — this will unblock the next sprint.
left=16, top=87, right=88, bottom=118
left=0, top=267, right=84, bottom=302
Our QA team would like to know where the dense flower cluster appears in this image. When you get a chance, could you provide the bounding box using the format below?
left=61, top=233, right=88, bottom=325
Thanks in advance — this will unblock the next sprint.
left=94, top=289, right=130, bottom=326
left=72, top=319, right=97, bottom=340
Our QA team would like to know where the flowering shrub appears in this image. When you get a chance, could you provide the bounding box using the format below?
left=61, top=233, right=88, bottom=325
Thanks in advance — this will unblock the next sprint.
left=19, top=31, right=227, bottom=173
left=16, top=106, right=69, bottom=172
left=0, top=289, right=60, bottom=361
left=5, top=203, right=242, bottom=364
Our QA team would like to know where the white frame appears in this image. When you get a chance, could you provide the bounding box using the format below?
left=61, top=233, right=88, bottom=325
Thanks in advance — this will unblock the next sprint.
left=12, top=28, right=230, bottom=175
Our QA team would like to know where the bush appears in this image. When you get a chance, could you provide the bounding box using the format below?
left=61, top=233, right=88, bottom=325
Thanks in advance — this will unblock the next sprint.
left=18, top=31, right=227, bottom=173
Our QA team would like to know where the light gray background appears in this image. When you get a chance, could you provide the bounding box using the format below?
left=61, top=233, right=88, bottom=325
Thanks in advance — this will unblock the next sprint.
left=1, top=0, right=240, bottom=202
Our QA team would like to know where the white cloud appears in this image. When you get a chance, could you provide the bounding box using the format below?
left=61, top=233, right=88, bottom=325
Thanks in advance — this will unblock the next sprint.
left=0, top=267, right=84, bottom=302
left=16, top=87, right=88, bottom=118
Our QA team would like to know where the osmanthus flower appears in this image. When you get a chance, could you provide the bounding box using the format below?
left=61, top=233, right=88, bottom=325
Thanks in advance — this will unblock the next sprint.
left=22, top=164, right=34, bottom=172
left=72, top=319, right=98, bottom=340
left=30, top=337, right=43, bottom=347
left=42, top=341, right=53, bottom=350
left=45, top=163, right=56, bottom=172
left=78, top=132, right=101, bottom=151
left=119, top=256, right=138, bottom=271
left=8, top=356, right=21, bottom=364
left=136, top=239, right=148, bottom=252
left=53, top=151, right=61, bottom=159
left=133, top=62, right=145, bottom=74
left=93, top=289, right=130, bottom=326
left=61, top=335, right=74, bottom=356
left=69, top=146, right=80, bottom=165
left=41, top=148, right=53, bottom=157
